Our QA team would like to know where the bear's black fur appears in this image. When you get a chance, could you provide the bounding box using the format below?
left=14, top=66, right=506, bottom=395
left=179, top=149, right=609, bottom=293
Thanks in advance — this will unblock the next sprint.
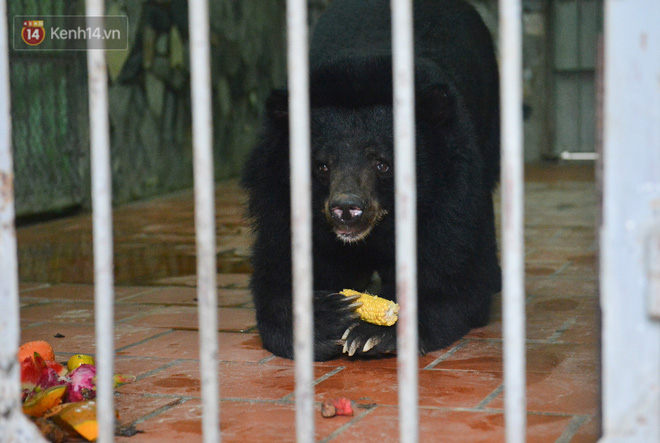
left=242, top=0, right=501, bottom=361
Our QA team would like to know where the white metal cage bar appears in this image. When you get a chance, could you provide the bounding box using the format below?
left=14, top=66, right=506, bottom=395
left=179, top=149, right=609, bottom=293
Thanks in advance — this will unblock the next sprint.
left=391, top=0, right=419, bottom=442
left=286, top=1, right=316, bottom=442
left=499, top=0, right=527, bottom=441
left=0, top=0, right=48, bottom=439
left=188, top=1, right=221, bottom=442
left=85, top=2, right=116, bottom=442
left=601, top=0, right=660, bottom=440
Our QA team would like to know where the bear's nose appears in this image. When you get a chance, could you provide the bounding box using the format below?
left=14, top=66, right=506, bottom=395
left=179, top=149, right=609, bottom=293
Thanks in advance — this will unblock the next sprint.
left=330, top=195, right=364, bottom=223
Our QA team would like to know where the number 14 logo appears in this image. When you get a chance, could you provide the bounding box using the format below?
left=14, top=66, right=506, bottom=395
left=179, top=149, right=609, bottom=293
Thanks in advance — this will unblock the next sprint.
left=22, top=21, right=45, bottom=46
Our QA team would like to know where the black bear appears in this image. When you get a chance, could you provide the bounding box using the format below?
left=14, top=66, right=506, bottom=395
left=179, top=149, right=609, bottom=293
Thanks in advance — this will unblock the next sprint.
left=242, top=0, right=501, bottom=361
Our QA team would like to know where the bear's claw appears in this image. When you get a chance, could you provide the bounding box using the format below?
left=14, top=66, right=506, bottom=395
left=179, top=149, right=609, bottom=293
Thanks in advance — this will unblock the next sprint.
left=340, top=321, right=396, bottom=357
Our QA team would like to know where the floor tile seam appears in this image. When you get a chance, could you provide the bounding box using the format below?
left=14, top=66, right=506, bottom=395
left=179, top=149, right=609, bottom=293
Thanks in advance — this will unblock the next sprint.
left=18, top=283, right=52, bottom=293
left=465, top=337, right=596, bottom=349
left=548, top=227, right=568, bottom=243
left=525, top=293, right=598, bottom=299
left=551, top=339, right=598, bottom=345
left=415, top=406, right=592, bottom=419
left=319, top=405, right=378, bottom=443
left=115, top=355, right=188, bottom=362
left=423, top=339, right=469, bottom=369
left=257, top=355, right=277, bottom=365
left=18, top=301, right=54, bottom=311
left=114, top=287, right=163, bottom=302
left=131, top=358, right=188, bottom=382
left=21, top=319, right=175, bottom=329
left=18, top=297, right=50, bottom=304
left=114, top=301, right=253, bottom=309
left=313, top=366, right=346, bottom=386
left=554, top=414, right=592, bottom=443
left=547, top=317, right=578, bottom=343
left=20, top=321, right=50, bottom=330
left=553, top=273, right=599, bottom=282
left=115, top=304, right=257, bottom=312
left=477, top=407, right=594, bottom=420
left=113, top=305, right=171, bottom=325
left=525, top=259, right=575, bottom=265
left=214, top=397, right=376, bottom=408
left=474, top=384, right=503, bottom=409
left=526, top=275, right=598, bottom=282
left=423, top=368, right=504, bottom=375
left=426, top=367, right=595, bottom=377
left=123, top=396, right=188, bottom=426
left=280, top=366, right=346, bottom=402
left=24, top=299, right=132, bottom=306
left=114, top=329, right=175, bottom=353
left=432, top=337, right=584, bottom=347
left=115, top=302, right=198, bottom=308
left=551, top=261, right=575, bottom=277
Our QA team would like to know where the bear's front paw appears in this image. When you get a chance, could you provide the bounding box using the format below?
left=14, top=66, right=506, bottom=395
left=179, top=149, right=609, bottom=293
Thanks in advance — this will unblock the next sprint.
left=340, top=321, right=397, bottom=357
left=315, top=291, right=363, bottom=319
left=313, top=291, right=362, bottom=341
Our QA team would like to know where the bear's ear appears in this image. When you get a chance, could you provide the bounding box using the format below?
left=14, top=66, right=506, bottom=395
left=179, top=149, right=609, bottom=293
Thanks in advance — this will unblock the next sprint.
left=265, top=89, right=289, bottom=122
left=416, top=83, right=454, bottom=125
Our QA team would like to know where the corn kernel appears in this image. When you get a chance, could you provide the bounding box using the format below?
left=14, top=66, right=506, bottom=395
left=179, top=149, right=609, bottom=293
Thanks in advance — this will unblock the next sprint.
left=341, top=289, right=399, bottom=326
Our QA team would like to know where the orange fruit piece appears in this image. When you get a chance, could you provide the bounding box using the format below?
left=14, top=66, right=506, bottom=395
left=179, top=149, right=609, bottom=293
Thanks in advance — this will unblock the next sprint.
left=22, top=385, right=67, bottom=417
left=52, top=400, right=99, bottom=441
left=18, top=341, right=55, bottom=362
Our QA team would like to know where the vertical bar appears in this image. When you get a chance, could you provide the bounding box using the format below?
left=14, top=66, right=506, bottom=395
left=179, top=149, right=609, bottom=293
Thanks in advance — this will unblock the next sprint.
left=601, top=0, right=660, bottom=440
left=0, top=0, right=47, bottom=439
left=85, top=2, right=115, bottom=442
left=286, top=0, right=315, bottom=442
left=499, top=0, right=526, bottom=441
left=391, top=1, right=418, bottom=442
left=188, top=1, right=220, bottom=442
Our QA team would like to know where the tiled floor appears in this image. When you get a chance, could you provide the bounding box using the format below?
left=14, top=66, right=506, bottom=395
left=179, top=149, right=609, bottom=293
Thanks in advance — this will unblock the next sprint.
left=17, top=164, right=600, bottom=442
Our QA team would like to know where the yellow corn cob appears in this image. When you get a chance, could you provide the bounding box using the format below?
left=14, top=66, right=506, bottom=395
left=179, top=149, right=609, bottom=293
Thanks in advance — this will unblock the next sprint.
left=340, top=289, right=400, bottom=326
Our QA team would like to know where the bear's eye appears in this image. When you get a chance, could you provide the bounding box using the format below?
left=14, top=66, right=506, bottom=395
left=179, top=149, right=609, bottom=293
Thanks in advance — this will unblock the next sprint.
left=317, top=163, right=330, bottom=175
left=375, top=160, right=391, bottom=173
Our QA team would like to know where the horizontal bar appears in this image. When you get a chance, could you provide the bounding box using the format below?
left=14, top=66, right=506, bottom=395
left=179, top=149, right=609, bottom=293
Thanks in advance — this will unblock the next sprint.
left=559, top=151, right=599, bottom=161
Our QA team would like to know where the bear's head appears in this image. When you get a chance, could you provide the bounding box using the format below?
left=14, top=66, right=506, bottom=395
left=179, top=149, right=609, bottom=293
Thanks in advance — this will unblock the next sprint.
left=255, top=56, right=480, bottom=247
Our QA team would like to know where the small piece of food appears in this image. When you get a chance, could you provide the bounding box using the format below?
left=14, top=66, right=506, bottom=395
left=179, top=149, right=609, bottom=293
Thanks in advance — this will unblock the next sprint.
left=36, top=368, right=66, bottom=390
left=20, top=356, right=42, bottom=387
left=18, top=341, right=54, bottom=363
left=22, top=385, right=67, bottom=417
left=66, top=364, right=96, bottom=403
left=321, top=398, right=354, bottom=418
left=67, top=354, right=95, bottom=372
left=52, top=400, right=98, bottom=441
left=321, top=400, right=336, bottom=418
left=113, top=374, right=137, bottom=387
left=341, top=289, right=399, bottom=326
left=21, top=353, right=67, bottom=389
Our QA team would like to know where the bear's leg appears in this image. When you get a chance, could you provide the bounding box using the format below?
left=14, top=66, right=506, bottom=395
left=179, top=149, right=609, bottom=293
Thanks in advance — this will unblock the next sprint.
left=339, top=254, right=497, bottom=358
left=253, top=281, right=366, bottom=360
left=251, top=253, right=371, bottom=361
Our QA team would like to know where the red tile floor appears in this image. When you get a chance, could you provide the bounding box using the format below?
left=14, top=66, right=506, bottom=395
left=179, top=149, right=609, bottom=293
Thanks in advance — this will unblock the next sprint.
left=17, top=164, right=600, bottom=442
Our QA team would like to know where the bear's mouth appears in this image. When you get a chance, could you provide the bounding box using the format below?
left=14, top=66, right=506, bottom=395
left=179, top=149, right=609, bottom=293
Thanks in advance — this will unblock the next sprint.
left=334, top=225, right=375, bottom=243
left=330, top=208, right=388, bottom=244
